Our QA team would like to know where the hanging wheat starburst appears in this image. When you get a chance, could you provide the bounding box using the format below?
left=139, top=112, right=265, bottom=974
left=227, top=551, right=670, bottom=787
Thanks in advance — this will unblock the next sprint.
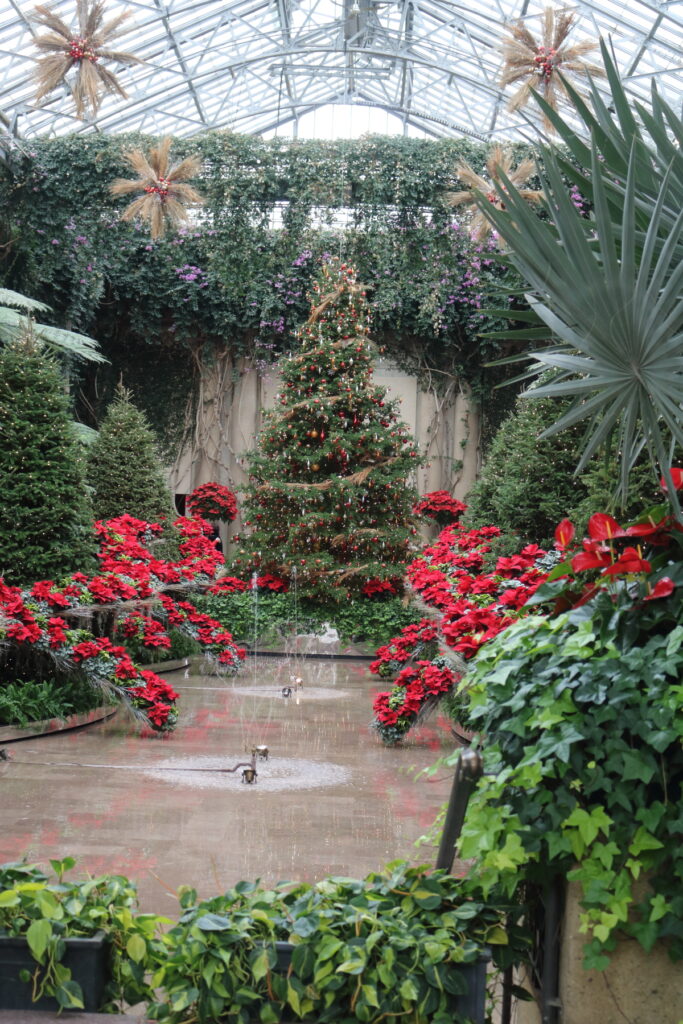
left=31, top=0, right=141, bottom=118
left=500, top=6, right=604, bottom=129
left=444, top=145, right=544, bottom=241
left=110, top=137, right=204, bottom=239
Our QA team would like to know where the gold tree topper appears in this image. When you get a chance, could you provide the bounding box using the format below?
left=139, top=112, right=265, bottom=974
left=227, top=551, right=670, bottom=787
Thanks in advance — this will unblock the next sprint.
left=32, top=0, right=141, bottom=118
left=500, top=6, right=605, bottom=129
left=444, top=145, right=543, bottom=241
left=110, top=137, right=204, bottom=239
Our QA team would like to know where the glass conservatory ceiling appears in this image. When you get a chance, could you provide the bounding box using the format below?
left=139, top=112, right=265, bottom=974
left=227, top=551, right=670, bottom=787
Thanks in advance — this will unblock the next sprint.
left=0, top=0, right=681, bottom=143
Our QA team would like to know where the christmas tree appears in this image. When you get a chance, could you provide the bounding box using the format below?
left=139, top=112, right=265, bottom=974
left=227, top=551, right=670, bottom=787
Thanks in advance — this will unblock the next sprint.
left=0, top=334, right=96, bottom=584
left=233, top=260, right=420, bottom=603
left=87, top=386, right=175, bottom=526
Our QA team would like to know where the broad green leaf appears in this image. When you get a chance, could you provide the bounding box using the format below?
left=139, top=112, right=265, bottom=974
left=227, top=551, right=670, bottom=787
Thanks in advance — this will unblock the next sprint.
left=126, top=933, right=147, bottom=963
left=26, top=918, right=52, bottom=963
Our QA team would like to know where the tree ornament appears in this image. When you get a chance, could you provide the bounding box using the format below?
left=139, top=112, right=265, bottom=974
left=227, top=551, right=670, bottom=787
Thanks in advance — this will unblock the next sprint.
left=31, top=0, right=141, bottom=118
left=445, top=145, right=544, bottom=242
left=500, top=6, right=604, bottom=131
left=110, top=137, right=204, bottom=239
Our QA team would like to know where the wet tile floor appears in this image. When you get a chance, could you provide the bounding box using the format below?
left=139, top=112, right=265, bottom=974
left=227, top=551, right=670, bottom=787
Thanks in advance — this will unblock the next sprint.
left=0, top=657, right=459, bottom=914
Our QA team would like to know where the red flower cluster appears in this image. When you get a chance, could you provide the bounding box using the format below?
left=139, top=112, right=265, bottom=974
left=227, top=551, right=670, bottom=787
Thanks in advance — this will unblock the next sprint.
left=370, top=517, right=550, bottom=743
left=372, top=661, right=458, bottom=744
left=370, top=619, right=439, bottom=678
left=207, top=576, right=249, bottom=595
left=255, top=573, right=289, bottom=593
left=413, top=491, right=467, bottom=525
left=361, top=578, right=397, bottom=598
left=118, top=611, right=172, bottom=651
left=551, top=509, right=678, bottom=607
left=186, top=482, right=238, bottom=522
left=0, top=513, right=245, bottom=733
left=158, top=595, right=246, bottom=667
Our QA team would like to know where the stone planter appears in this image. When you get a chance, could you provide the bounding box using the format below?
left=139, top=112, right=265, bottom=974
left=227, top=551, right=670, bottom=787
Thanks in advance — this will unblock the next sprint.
left=0, top=931, right=110, bottom=1011
left=0, top=706, right=117, bottom=744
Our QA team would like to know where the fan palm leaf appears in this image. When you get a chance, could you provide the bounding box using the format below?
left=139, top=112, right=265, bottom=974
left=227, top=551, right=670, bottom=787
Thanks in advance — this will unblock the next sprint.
left=478, top=143, right=683, bottom=517
left=110, top=138, right=204, bottom=239
left=31, top=0, right=140, bottom=118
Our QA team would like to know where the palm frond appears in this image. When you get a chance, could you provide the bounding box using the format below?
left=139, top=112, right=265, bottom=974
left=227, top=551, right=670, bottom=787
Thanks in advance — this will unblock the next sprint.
left=0, top=288, right=50, bottom=313
left=478, top=145, right=683, bottom=516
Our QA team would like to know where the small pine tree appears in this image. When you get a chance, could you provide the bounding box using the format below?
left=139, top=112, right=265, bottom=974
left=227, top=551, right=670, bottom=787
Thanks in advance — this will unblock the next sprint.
left=87, top=386, right=174, bottom=526
left=0, top=334, right=96, bottom=584
left=466, top=383, right=665, bottom=544
left=464, top=390, right=587, bottom=545
left=233, top=260, right=420, bottom=603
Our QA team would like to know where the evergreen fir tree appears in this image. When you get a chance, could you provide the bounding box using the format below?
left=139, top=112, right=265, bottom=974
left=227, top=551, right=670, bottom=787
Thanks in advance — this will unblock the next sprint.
left=87, top=386, right=174, bottom=525
left=233, top=260, right=420, bottom=603
left=0, top=335, right=96, bottom=584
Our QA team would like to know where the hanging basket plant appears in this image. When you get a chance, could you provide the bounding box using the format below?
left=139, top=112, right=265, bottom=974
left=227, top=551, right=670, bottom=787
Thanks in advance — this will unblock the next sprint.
left=31, top=0, right=141, bottom=118
left=186, top=482, right=238, bottom=522
left=444, top=145, right=543, bottom=241
left=109, top=137, right=204, bottom=239
left=500, top=6, right=604, bottom=130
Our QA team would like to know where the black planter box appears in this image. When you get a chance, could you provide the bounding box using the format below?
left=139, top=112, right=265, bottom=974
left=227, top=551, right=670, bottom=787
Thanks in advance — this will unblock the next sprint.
left=0, top=930, right=110, bottom=1011
left=273, top=942, right=489, bottom=1024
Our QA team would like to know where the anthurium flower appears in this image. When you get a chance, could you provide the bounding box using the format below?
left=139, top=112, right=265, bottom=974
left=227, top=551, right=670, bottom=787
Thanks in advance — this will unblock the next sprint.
left=587, top=513, right=623, bottom=541
left=659, top=467, right=683, bottom=492
left=554, top=519, right=575, bottom=550
left=644, top=577, right=675, bottom=601
left=571, top=549, right=613, bottom=572
left=601, top=547, right=651, bottom=576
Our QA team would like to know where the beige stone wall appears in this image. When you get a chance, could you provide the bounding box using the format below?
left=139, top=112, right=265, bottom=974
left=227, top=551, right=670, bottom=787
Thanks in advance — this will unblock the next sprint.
left=170, top=356, right=480, bottom=538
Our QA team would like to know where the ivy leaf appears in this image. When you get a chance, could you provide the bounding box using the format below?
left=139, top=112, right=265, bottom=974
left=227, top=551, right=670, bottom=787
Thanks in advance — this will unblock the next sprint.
left=621, top=751, right=655, bottom=783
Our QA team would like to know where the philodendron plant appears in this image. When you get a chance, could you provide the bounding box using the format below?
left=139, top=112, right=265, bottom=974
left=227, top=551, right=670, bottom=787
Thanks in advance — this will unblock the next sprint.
left=0, top=857, right=166, bottom=1011
left=146, top=861, right=529, bottom=1024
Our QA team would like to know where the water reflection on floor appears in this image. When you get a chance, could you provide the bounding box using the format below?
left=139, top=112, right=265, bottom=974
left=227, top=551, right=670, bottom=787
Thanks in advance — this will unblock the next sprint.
left=1, top=657, right=458, bottom=912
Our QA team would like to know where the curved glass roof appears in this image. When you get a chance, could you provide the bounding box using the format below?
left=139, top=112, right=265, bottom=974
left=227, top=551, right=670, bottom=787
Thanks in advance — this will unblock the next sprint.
left=0, top=0, right=681, bottom=142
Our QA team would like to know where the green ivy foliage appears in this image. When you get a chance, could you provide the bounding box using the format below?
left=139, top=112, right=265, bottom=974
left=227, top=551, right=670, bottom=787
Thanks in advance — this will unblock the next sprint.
left=449, top=596, right=683, bottom=969
left=194, top=591, right=419, bottom=648
left=0, top=336, right=96, bottom=584
left=0, top=134, right=528, bottom=444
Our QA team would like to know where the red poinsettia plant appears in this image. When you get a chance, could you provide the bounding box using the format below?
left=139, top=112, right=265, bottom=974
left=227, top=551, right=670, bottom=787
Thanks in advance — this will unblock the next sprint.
left=413, top=490, right=467, bottom=526
left=371, top=468, right=683, bottom=745
left=187, top=482, right=238, bottom=522
left=0, top=512, right=245, bottom=734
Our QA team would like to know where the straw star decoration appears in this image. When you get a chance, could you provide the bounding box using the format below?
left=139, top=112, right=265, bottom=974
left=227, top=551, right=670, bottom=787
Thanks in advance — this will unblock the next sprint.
left=500, top=6, right=604, bottom=129
left=444, top=145, right=543, bottom=241
left=32, top=0, right=141, bottom=118
left=110, top=137, right=204, bottom=239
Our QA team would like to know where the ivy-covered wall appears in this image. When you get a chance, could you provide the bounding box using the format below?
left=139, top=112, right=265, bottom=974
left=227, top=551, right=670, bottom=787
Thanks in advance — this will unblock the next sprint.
left=0, top=133, right=529, bottom=453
